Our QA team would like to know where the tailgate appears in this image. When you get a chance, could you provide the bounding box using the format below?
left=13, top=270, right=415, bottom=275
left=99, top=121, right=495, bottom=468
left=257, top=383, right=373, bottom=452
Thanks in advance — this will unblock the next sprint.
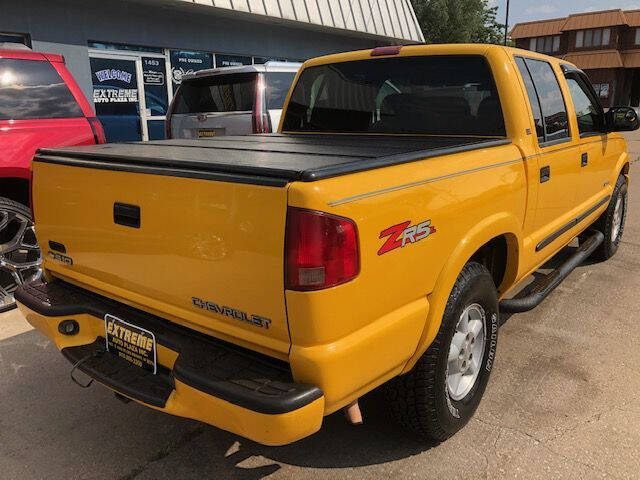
left=31, top=159, right=290, bottom=356
left=171, top=112, right=253, bottom=138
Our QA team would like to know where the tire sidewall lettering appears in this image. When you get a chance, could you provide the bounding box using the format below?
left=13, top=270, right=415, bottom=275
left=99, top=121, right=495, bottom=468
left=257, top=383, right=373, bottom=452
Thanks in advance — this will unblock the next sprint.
left=485, top=313, right=498, bottom=373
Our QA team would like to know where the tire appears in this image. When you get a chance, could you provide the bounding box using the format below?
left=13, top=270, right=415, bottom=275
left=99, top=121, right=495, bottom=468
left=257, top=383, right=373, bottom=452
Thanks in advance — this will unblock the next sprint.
left=590, top=174, right=628, bottom=262
left=0, top=197, right=41, bottom=313
left=386, top=262, right=499, bottom=442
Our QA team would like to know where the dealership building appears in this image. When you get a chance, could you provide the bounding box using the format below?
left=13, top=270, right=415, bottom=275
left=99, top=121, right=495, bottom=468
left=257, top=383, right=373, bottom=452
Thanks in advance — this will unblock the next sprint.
left=1, top=0, right=423, bottom=141
left=511, top=8, right=640, bottom=108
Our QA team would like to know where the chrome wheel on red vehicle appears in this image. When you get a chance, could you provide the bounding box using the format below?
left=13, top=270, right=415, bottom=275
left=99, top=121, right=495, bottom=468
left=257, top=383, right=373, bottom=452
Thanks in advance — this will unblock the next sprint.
left=0, top=199, right=42, bottom=313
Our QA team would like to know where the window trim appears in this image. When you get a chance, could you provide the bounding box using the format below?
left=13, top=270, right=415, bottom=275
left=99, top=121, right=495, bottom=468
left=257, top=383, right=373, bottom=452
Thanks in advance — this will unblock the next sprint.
left=516, top=55, right=572, bottom=148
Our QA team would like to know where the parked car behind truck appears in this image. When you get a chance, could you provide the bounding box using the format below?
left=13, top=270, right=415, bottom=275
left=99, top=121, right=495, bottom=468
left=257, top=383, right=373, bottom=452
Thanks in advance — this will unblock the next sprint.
left=0, top=45, right=105, bottom=312
left=166, top=61, right=300, bottom=138
left=17, top=44, right=636, bottom=445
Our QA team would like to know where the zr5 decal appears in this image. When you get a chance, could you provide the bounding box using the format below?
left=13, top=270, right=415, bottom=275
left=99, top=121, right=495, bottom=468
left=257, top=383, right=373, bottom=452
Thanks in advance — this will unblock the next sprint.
left=378, top=220, right=436, bottom=255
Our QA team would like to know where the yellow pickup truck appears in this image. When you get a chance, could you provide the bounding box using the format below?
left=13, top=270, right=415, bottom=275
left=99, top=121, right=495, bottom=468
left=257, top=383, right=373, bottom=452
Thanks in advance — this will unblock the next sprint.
left=16, top=44, right=638, bottom=446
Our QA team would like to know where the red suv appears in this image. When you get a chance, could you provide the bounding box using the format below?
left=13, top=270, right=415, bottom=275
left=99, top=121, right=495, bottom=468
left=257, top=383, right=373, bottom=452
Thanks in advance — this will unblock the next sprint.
left=0, top=46, right=105, bottom=312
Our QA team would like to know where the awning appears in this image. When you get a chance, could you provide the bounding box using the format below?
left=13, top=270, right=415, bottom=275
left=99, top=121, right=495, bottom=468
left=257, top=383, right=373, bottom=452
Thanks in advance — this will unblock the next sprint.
left=625, top=9, right=640, bottom=27
left=561, top=9, right=627, bottom=31
left=510, top=18, right=565, bottom=39
left=174, top=0, right=425, bottom=43
left=623, top=51, right=640, bottom=68
left=563, top=50, right=624, bottom=70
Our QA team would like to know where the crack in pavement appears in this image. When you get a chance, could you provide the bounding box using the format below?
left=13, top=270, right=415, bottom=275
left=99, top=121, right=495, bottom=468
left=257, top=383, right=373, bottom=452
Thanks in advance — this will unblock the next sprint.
left=117, top=425, right=206, bottom=480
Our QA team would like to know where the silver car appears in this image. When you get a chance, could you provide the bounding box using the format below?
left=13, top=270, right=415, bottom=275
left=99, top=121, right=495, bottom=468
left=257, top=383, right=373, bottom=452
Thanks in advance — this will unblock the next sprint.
left=166, top=61, right=301, bottom=138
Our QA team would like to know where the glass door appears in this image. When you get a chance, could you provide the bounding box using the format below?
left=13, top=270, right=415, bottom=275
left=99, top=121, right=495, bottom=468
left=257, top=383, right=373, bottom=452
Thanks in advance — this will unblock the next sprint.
left=90, top=54, right=143, bottom=142
left=141, top=56, right=169, bottom=140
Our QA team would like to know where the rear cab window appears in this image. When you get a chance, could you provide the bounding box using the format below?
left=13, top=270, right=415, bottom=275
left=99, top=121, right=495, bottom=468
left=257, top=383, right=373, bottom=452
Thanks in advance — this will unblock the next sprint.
left=172, top=73, right=257, bottom=114
left=282, top=55, right=506, bottom=137
left=514, top=56, right=570, bottom=146
left=0, top=58, right=83, bottom=120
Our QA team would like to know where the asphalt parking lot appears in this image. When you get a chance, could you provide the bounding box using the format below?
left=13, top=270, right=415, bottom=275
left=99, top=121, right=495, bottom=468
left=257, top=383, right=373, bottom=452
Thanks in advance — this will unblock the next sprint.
left=2, top=133, right=640, bottom=480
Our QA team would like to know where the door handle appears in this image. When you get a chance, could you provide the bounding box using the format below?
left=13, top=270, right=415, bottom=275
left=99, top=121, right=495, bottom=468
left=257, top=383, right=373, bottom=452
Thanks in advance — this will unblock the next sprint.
left=114, top=203, right=141, bottom=228
left=540, top=166, right=550, bottom=183
left=581, top=153, right=588, bottom=167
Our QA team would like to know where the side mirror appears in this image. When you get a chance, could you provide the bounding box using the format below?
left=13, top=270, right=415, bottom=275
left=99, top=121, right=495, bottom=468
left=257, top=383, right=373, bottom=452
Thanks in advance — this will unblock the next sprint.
left=606, top=107, right=640, bottom=132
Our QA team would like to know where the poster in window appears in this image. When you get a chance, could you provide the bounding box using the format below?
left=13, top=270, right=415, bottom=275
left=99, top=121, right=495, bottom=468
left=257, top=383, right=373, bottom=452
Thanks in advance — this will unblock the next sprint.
left=90, top=57, right=139, bottom=116
left=599, top=83, right=609, bottom=98
left=215, top=54, right=252, bottom=67
left=142, top=57, right=168, bottom=116
left=170, top=50, right=213, bottom=92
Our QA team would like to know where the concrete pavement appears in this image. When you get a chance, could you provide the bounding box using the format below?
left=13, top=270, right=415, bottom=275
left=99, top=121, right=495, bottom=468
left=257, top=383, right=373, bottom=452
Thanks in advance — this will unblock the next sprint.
left=1, top=133, right=639, bottom=479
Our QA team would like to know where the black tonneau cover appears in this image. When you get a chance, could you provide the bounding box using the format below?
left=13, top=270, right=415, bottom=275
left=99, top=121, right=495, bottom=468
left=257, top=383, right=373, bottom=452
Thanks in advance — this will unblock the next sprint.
left=36, top=134, right=510, bottom=187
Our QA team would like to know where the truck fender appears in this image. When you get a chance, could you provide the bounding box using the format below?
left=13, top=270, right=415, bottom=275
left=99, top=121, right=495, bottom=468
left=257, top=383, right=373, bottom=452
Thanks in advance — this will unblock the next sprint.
left=401, top=212, right=521, bottom=373
left=612, top=151, right=631, bottom=186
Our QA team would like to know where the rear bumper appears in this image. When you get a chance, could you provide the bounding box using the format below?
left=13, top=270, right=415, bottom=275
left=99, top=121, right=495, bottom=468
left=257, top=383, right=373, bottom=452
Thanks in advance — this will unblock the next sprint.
left=16, top=280, right=324, bottom=446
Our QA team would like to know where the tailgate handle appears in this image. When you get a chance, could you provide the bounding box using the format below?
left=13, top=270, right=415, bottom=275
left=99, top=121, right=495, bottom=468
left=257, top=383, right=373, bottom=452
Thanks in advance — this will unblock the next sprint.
left=114, top=203, right=140, bottom=228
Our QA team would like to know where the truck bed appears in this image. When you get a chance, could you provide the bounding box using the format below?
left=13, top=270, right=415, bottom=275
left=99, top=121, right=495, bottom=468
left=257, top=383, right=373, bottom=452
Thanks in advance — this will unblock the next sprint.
left=36, top=134, right=510, bottom=187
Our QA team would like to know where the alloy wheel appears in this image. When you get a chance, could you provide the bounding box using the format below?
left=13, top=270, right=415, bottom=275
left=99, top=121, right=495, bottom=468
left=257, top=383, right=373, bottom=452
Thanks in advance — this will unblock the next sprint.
left=446, top=303, right=486, bottom=401
left=611, top=194, right=625, bottom=244
left=0, top=210, right=42, bottom=312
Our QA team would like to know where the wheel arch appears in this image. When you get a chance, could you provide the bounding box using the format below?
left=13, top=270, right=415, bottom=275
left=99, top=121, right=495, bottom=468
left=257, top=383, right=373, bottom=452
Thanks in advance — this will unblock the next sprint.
left=401, top=212, right=521, bottom=373
left=0, top=177, right=30, bottom=208
left=612, top=151, right=631, bottom=186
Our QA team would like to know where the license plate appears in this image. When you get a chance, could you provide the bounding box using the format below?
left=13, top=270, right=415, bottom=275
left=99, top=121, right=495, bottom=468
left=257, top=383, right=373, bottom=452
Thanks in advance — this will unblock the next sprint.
left=197, top=129, right=217, bottom=138
left=105, top=314, right=157, bottom=374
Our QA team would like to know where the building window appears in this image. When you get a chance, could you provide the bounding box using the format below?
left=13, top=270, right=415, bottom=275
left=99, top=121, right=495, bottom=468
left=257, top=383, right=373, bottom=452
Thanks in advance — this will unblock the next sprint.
left=0, top=32, right=31, bottom=48
left=88, top=41, right=164, bottom=54
left=575, top=28, right=611, bottom=48
left=528, top=35, right=561, bottom=54
left=635, top=28, right=640, bottom=45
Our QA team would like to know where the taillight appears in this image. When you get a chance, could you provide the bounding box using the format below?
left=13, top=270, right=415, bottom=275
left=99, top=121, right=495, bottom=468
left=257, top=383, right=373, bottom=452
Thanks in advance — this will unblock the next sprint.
left=285, top=208, right=359, bottom=291
left=165, top=118, right=172, bottom=139
left=371, top=46, right=402, bottom=56
left=252, top=74, right=272, bottom=134
left=165, top=99, right=174, bottom=139
left=87, top=117, right=106, bottom=144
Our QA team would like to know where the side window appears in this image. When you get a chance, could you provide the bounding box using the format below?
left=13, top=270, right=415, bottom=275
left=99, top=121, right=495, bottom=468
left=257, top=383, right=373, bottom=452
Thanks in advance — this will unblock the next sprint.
left=565, top=76, right=604, bottom=136
left=524, top=59, right=569, bottom=143
left=515, top=57, right=545, bottom=143
left=0, top=58, right=83, bottom=120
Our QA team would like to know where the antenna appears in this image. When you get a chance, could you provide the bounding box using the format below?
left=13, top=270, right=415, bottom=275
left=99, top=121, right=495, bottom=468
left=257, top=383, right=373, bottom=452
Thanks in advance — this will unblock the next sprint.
left=504, top=0, right=510, bottom=46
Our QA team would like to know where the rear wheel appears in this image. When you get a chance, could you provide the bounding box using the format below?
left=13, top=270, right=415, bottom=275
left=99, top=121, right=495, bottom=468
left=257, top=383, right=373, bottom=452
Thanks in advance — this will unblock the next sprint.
left=589, top=175, right=628, bottom=261
left=0, top=198, right=42, bottom=313
left=386, top=262, right=499, bottom=442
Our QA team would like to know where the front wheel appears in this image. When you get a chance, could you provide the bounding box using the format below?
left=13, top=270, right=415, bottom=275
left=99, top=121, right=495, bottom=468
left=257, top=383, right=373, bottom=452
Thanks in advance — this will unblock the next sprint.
left=386, top=262, right=499, bottom=442
left=0, top=197, right=42, bottom=313
left=590, top=174, right=628, bottom=262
